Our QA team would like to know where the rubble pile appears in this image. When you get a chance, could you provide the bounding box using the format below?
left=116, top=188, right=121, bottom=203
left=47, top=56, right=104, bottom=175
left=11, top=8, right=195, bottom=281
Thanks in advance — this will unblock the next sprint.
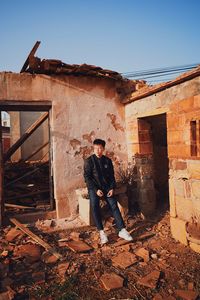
left=4, top=161, right=50, bottom=214
left=0, top=212, right=200, bottom=299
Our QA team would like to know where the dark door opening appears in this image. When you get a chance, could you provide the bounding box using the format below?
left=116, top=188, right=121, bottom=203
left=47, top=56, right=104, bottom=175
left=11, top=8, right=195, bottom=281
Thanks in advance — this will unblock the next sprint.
left=140, top=113, right=169, bottom=213
left=0, top=102, right=54, bottom=226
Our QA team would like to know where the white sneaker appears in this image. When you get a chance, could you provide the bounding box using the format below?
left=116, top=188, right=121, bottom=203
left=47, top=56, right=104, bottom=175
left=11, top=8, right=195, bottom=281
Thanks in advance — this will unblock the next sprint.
left=99, top=230, right=108, bottom=245
left=118, top=228, right=133, bottom=241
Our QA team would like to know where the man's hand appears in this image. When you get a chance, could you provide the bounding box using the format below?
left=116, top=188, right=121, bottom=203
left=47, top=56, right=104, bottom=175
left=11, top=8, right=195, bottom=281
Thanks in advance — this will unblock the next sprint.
left=107, top=189, right=114, bottom=197
left=97, top=189, right=104, bottom=197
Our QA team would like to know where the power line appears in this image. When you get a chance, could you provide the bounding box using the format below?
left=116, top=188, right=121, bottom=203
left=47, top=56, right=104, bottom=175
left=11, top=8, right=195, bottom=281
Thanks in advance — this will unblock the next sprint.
left=121, top=63, right=200, bottom=81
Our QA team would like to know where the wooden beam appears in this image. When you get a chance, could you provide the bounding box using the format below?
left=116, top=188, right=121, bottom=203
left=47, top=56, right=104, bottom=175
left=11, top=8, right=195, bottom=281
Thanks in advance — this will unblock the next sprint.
left=48, top=113, right=55, bottom=210
left=5, top=160, right=48, bottom=188
left=10, top=218, right=62, bottom=259
left=6, top=188, right=49, bottom=201
left=0, top=100, right=51, bottom=112
left=4, top=112, right=49, bottom=162
left=22, top=141, right=49, bottom=162
left=20, top=41, right=41, bottom=73
left=0, top=113, right=4, bottom=226
left=5, top=203, right=36, bottom=210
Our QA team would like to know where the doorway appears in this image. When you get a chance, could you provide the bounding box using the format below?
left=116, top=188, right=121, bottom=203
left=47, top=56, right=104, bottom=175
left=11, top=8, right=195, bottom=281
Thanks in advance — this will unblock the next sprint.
left=0, top=101, right=54, bottom=226
left=138, top=113, right=169, bottom=212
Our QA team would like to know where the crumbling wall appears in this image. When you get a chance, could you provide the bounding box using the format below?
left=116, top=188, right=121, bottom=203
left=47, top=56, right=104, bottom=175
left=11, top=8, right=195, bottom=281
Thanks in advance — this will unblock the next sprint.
left=125, top=76, right=200, bottom=253
left=0, top=72, right=128, bottom=219
left=168, top=95, right=200, bottom=253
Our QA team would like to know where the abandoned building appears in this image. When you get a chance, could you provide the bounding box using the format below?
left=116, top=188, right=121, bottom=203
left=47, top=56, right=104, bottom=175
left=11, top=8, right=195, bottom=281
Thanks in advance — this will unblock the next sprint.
left=0, top=43, right=200, bottom=256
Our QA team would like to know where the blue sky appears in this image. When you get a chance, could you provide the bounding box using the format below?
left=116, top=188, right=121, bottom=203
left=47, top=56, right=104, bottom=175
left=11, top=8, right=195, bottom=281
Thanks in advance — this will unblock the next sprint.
left=0, top=0, right=200, bottom=74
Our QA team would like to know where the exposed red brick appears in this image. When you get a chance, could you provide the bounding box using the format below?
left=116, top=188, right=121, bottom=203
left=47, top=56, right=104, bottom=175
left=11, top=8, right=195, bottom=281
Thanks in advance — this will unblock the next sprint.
left=137, top=270, right=160, bottom=289
left=100, top=272, right=124, bottom=291
left=175, top=289, right=199, bottom=300
left=112, top=252, right=137, bottom=269
left=135, top=247, right=150, bottom=262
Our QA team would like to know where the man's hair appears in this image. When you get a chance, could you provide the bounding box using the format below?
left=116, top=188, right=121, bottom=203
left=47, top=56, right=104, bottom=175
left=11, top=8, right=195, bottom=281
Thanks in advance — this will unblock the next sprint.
left=93, top=139, right=106, bottom=148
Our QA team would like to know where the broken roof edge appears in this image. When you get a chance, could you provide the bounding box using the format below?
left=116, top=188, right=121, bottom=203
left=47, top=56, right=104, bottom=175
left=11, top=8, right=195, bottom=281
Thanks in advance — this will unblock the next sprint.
left=122, top=65, right=200, bottom=104
left=21, top=56, right=147, bottom=101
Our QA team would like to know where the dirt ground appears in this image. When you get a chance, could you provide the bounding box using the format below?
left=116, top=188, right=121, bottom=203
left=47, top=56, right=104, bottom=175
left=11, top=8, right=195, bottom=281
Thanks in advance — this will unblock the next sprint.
left=0, top=211, right=200, bottom=300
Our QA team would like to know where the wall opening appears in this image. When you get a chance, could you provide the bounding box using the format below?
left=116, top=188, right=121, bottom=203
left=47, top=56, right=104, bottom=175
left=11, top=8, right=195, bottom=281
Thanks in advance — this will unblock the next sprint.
left=0, top=102, right=54, bottom=225
left=138, top=113, right=169, bottom=213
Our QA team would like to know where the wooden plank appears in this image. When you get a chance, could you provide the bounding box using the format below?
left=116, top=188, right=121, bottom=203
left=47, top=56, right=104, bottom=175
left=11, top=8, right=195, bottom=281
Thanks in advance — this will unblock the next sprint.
left=5, top=203, right=36, bottom=210
left=20, top=41, right=41, bottom=73
left=0, top=112, right=4, bottom=226
left=10, top=218, right=62, bottom=259
left=4, top=112, right=49, bottom=162
left=48, top=113, right=55, bottom=210
left=0, top=100, right=51, bottom=112
left=22, top=141, right=49, bottom=162
left=6, top=188, right=49, bottom=201
left=5, top=164, right=43, bottom=187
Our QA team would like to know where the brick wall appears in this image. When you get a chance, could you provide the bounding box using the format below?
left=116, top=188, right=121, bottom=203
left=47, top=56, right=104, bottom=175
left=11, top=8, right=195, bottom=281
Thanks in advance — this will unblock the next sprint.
left=168, top=94, right=200, bottom=253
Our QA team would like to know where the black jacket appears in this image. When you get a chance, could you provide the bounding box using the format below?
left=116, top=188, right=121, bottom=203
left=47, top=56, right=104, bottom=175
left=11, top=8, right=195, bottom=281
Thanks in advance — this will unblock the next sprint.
left=83, top=154, right=116, bottom=192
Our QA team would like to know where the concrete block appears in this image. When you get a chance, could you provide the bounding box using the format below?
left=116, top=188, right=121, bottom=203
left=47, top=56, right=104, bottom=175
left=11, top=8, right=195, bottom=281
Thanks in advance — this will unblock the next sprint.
left=188, top=160, right=200, bottom=180
left=174, top=179, right=185, bottom=197
left=170, top=217, right=188, bottom=246
left=189, top=242, right=200, bottom=254
left=175, top=195, right=193, bottom=222
left=76, top=188, right=94, bottom=226
left=191, top=180, right=200, bottom=198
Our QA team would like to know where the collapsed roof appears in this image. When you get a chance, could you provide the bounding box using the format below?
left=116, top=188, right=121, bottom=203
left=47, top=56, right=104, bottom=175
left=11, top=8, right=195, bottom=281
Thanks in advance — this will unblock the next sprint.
left=20, top=41, right=147, bottom=101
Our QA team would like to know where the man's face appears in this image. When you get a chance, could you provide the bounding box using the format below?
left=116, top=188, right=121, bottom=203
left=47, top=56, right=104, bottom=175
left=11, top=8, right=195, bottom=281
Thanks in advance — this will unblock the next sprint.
left=93, top=144, right=104, bottom=158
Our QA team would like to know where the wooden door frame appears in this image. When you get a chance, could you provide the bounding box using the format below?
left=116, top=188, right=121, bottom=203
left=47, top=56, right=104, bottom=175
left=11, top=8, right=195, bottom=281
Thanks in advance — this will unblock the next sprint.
left=0, top=101, right=54, bottom=226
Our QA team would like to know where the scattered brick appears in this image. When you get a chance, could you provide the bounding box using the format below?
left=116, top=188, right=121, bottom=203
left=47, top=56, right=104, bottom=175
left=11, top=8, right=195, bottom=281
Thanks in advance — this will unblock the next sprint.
left=65, top=240, right=93, bottom=253
left=175, top=289, right=199, bottom=300
left=112, top=251, right=138, bottom=269
left=137, top=270, right=161, bottom=289
left=100, top=272, right=124, bottom=291
left=135, top=247, right=150, bottom=262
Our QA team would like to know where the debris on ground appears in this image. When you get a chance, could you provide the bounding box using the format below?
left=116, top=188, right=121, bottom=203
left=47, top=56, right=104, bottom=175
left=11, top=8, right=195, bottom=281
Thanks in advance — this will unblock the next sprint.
left=0, top=211, right=200, bottom=299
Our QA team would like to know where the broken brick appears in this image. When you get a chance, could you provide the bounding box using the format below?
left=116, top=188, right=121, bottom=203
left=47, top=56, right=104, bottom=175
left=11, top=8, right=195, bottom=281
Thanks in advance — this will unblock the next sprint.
left=0, top=288, right=15, bottom=300
left=100, top=272, right=124, bottom=291
left=70, top=231, right=81, bottom=241
left=188, top=282, right=195, bottom=290
left=57, top=262, right=70, bottom=277
left=135, top=247, right=150, bottom=262
left=175, top=289, right=199, bottom=300
left=13, top=244, right=42, bottom=262
left=5, top=228, right=23, bottom=242
left=137, top=270, right=161, bottom=289
left=65, top=240, right=93, bottom=253
left=0, top=250, right=9, bottom=257
left=32, top=271, right=45, bottom=284
left=153, top=294, right=163, bottom=300
left=0, top=261, right=9, bottom=279
left=112, top=251, right=138, bottom=269
left=41, top=251, right=59, bottom=264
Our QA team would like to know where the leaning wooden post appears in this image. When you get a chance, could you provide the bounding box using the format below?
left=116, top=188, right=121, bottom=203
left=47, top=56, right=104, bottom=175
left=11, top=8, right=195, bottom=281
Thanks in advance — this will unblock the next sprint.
left=0, top=112, right=4, bottom=226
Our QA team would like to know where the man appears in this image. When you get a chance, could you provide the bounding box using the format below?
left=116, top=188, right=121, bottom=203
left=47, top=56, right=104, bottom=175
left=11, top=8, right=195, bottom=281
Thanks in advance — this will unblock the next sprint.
left=83, top=138, right=133, bottom=245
